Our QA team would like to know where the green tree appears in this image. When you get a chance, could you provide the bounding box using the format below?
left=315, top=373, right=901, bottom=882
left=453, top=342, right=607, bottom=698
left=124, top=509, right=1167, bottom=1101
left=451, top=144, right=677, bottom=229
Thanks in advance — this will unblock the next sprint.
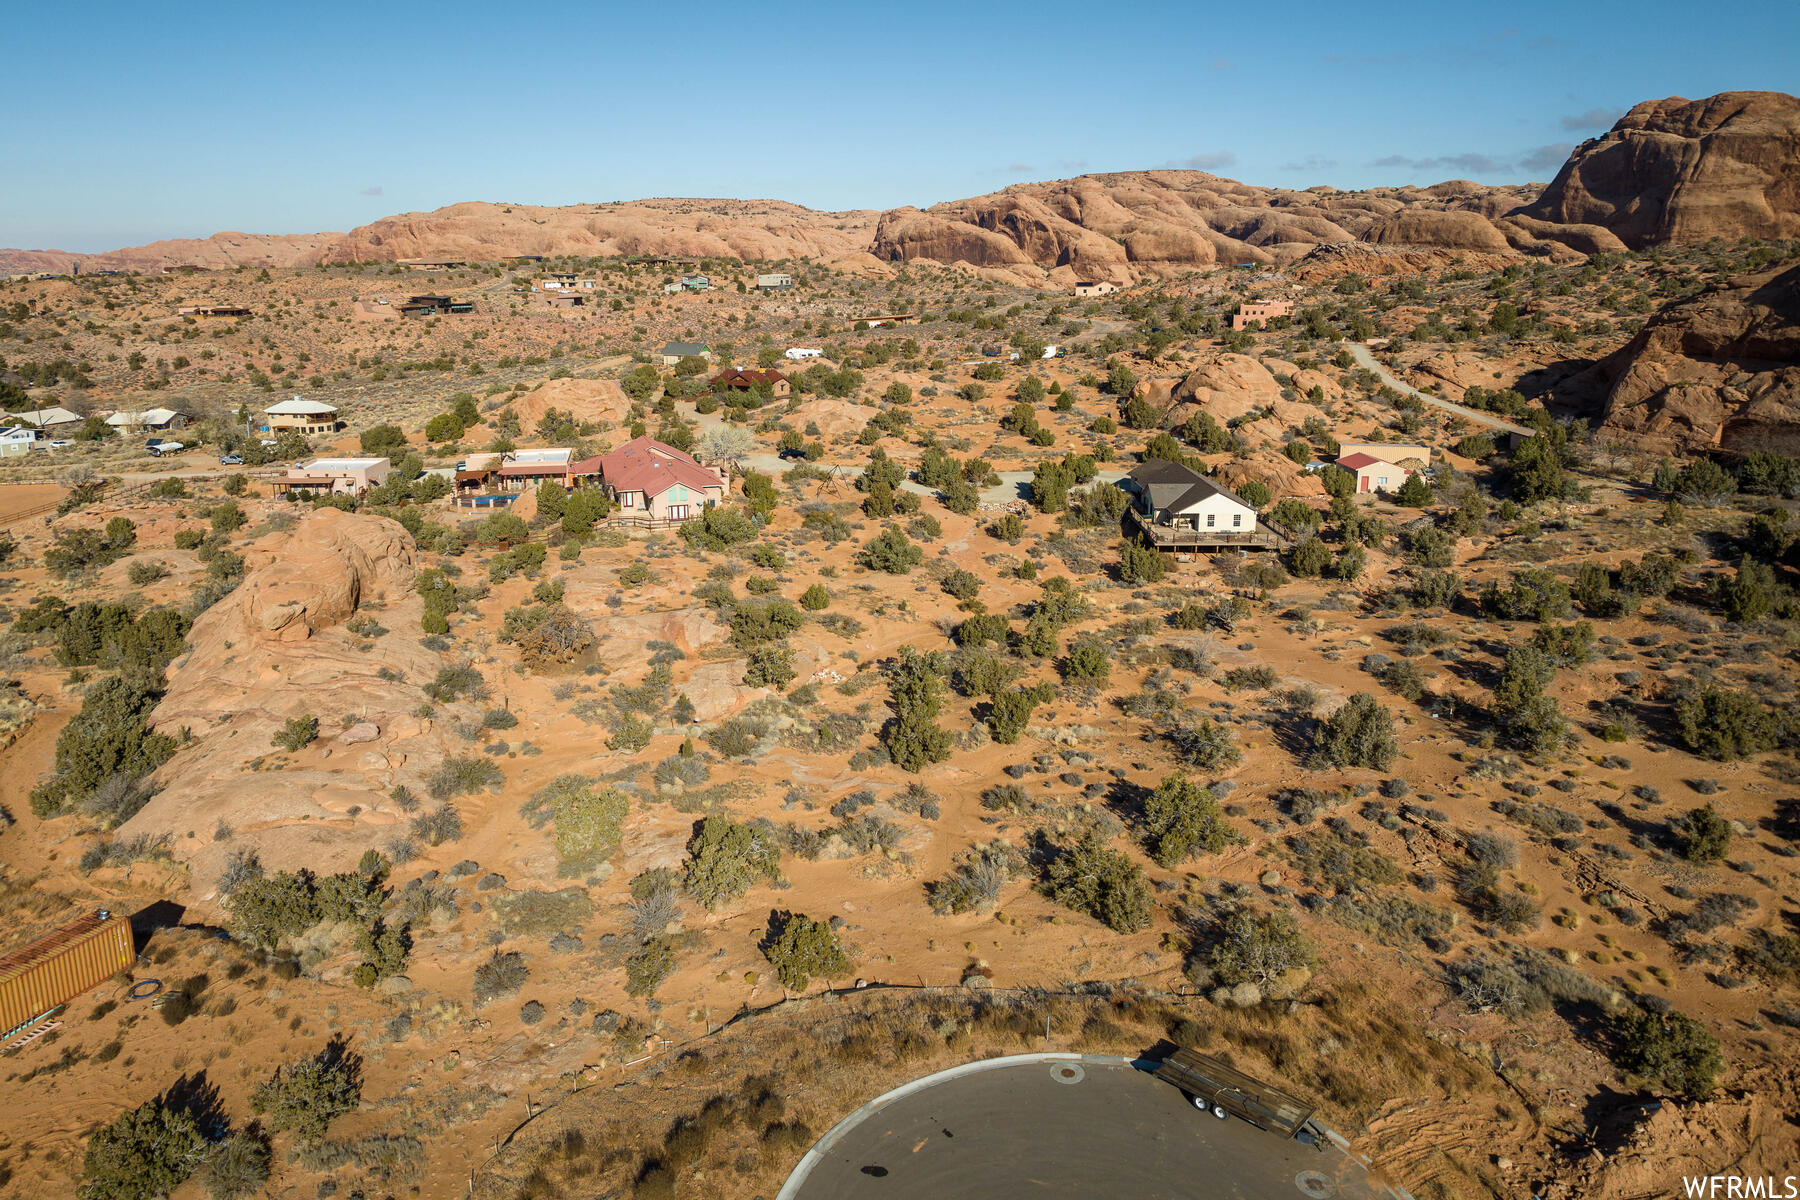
left=683, top=816, right=782, bottom=910
left=251, top=1043, right=363, bottom=1146
left=763, top=913, right=850, bottom=990
left=1308, top=692, right=1397, bottom=770
left=1118, top=538, right=1166, bottom=584
left=882, top=646, right=952, bottom=771
left=1141, top=774, right=1239, bottom=867
left=1208, top=909, right=1316, bottom=988
left=359, top=424, right=407, bottom=457
left=1675, top=686, right=1776, bottom=761
left=800, top=583, right=830, bottom=610
left=1395, top=472, right=1434, bottom=507
left=80, top=1098, right=206, bottom=1200
left=1612, top=1008, right=1724, bottom=1100
left=859, top=527, right=923, bottom=574
left=1678, top=804, right=1732, bottom=864
left=1041, top=830, right=1153, bottom=933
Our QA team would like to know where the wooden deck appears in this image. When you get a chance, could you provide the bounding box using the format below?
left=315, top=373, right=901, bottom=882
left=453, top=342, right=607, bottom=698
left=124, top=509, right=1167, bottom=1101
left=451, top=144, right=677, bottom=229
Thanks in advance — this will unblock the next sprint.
left=1128, top=508, right=1292, bottom=551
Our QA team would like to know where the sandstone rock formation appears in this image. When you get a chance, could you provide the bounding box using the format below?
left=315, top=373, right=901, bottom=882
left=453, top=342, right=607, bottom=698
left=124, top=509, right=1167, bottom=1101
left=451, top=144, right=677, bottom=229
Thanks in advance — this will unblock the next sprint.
left=124, top=509, right=451, bottom=886
left=10, top=91, right=1798, bottom=279
left=1590, top=262, right=1800, bottom=454
left=1521, top=91, right=1800, bottom=248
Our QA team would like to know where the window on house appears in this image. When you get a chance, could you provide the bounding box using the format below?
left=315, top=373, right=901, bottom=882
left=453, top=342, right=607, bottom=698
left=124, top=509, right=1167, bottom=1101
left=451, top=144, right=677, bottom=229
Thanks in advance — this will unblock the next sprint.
left=1232, top=513, right=1242, bottom=527
left=1206, top=513, right=1216, bottom=528
left=621, top=492, right=635, bottom=508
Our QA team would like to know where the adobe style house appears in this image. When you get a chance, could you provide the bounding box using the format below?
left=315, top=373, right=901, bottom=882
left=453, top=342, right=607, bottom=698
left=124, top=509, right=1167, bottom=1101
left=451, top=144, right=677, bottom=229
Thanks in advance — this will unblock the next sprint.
left=755, top=272, right=793, bottom=290
left=657, top=341, right=711, bottom=367
left=595, top=435, right=728, bottom=522
left=1074, top=280, right=1117, bottom=297
left=104, top=407, right=185, bottom=433
left=264, top=397, right=340, bottom=435
left=1124, top=459, right=1289, bottom=550
left=1231, top=299, right=1295, bottom=330
left=276, top=457, right=391, bottom=498
left=493, top=447, right=576, bottom=492
left=708, top=367, right=790, bottom=398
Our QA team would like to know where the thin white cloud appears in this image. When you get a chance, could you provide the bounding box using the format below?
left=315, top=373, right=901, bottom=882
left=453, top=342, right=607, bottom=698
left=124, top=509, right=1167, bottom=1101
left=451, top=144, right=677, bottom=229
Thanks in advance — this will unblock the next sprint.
left=1519, top=143, right=1573, bottom=175
left=1560, top=107, right=1622, bottom=131
left=1166, top=151, right=1236, bottom=171
left=360, top=186, right=384, bottom=197
left=1372, top=152, right=1510, bottom=175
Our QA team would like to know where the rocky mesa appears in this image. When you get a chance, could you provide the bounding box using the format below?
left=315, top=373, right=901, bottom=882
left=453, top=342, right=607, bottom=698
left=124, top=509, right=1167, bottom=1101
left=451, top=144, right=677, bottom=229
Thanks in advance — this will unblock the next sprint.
left=1589, top=260, right=1800, bottom=454
left=10, top=90, right=1798, bottom=281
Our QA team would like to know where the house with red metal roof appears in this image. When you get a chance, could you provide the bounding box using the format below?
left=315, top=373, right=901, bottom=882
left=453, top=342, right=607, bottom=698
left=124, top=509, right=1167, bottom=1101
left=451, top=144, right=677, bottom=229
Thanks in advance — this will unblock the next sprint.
left=708, top=367, right=791, bottom=398
left=1336, top=450, right=1414, bottom=495
left=594, top=436, right=728, bottom=521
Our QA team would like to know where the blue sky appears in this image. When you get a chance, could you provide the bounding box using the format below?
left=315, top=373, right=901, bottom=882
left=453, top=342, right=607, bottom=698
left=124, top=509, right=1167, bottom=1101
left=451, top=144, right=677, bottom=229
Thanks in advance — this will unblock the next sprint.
left=3, top=0, right=1796, bottom=252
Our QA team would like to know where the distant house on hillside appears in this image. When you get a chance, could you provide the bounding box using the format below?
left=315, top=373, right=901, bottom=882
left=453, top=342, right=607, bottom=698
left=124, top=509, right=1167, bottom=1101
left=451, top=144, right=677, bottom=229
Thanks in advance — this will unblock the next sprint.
left=0, top=426, right=44, bottom=455
left=1231, top=299, right=1294, bottom=331
left=1074, top=281, right=1116, bottom=297
left=596, top=435, right=728, bottom=522
left=1339, top=449, right=1418, bottom=496
left=664, top=274, right=711, bottom=294
left=1336, top=441, right=1431, bottom=468
left=708, top=367, right=790, bottom=398
left=402, top=259, right=468, bottom=270
left=276, top=457, right=390, bottom=498
left=755, top=272, right=793, bottom=290
left=264, top=397, right=340, bottom=436
left=398, top=294, right=474, bottom=316
left=852, top=314, right=919, bottom=329
left=176, top=305, right=252, bottom=319
left=4, top=406, right=84, bottom=434
left=534, top=272, right=597, bottom=292
left=657, top=341, right=711, bottom=367
left=104, top=407, right=185, bottom=434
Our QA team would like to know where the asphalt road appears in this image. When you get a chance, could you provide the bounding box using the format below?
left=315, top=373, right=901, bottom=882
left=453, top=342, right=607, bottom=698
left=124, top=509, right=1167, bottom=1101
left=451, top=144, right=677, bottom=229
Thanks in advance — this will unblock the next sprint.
left=782, top=1057, right=1391, bottom=1200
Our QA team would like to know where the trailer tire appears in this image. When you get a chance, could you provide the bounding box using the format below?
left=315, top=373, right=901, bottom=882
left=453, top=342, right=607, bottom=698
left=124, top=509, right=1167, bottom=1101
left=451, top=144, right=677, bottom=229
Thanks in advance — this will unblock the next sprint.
left=1212, top=1103, right=1229, bottom=1120
left=1191, top=1095, right=1206, bottom=1111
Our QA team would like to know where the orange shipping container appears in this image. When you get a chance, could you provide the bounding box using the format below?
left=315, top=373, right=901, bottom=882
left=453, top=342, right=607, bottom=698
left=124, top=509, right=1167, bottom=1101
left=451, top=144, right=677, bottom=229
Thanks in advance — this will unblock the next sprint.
left=0, top=910, right=135, bottom=1036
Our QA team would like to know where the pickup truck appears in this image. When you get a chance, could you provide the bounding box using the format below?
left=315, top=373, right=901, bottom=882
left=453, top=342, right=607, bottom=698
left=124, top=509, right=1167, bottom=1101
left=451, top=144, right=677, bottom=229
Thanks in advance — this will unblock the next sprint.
left=1152, top=1047, right=1326, bottom=1148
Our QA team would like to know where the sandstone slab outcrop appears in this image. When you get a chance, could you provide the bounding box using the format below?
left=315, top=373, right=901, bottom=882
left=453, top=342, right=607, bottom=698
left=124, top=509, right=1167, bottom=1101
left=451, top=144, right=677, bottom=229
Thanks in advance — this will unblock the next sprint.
left=124, top=510, right=451, bottom=887
left=1521, top=91, right=1800, bottom=248
left=1590, top=262, right=1800, bottom=453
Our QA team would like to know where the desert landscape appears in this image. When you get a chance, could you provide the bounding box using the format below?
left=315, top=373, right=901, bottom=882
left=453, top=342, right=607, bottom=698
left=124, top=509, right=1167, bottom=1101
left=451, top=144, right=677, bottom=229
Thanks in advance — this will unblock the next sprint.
left=2, top=85, right=1799, bottom=1200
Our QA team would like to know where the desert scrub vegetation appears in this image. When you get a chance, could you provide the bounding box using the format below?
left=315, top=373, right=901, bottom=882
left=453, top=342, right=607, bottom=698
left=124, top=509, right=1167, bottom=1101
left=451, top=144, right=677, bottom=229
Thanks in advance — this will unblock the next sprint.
left=250, top=1039, right=363, bottom=1146
left=474, top=950, right=531, bottom=1006
left=881, top=646, right=952, bottom=771
left=270, top=714, right=318, bottom=752
left=926, top=843, right=1019, bottom=914
left=1138, top=774, right=1241, bottom=867
left=1307, top=692, right=1397, bottom=770
left=683, top=815, right=782, bottom=910
left=1611, top=1007, right=1724, bottom=1100
left=1196, top=909, right=1318, bottom=999
left=29, top=669, right=179, bottom=819
left=81, top=1095, right=209, bottom=1200
left=1040, top=829, right=1154, bottom=933
left=429, top=754, right=504, bottom=799
left=762, top=911, right=850, bottom=990
left=522, top=775, right=629, bottom=876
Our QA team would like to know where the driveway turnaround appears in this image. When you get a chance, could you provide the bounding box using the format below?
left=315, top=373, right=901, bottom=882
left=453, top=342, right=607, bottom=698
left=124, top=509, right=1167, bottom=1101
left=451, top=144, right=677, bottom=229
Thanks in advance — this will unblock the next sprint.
left=779, top=1054, right=1402, bottom=1200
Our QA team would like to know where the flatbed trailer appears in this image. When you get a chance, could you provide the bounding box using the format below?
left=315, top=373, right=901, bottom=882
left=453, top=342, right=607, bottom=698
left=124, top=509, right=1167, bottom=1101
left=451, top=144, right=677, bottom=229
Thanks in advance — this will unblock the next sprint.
left=1152, top=1047, right=1326, bottom=1147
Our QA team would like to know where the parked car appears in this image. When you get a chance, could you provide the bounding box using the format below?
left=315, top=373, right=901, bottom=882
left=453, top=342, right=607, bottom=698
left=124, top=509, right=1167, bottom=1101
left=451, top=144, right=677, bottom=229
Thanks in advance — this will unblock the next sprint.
left=219, top=453, right=244, bottom=465
left=46, top=439, right=73, bottom=449
left=148, top=441, right=184, bottom=457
